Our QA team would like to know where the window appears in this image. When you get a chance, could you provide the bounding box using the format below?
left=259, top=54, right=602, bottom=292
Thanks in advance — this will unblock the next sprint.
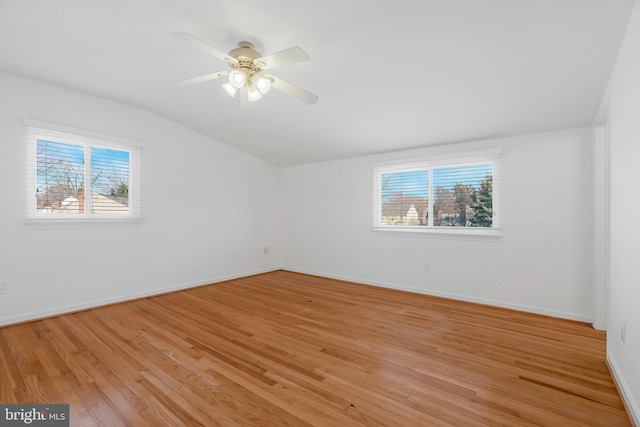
left=373, top=149, right=500, bottom=235
left=26, top=120, right=142, bottom=224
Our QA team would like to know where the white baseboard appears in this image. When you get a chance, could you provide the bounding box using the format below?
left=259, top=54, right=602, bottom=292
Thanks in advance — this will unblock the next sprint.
left=1, top=266, right=592, bottom=326
left=608, top=353, right=640, bottom=426
left=282, top=267, right=592, bottom=323
left=0, top=267, right=279, bottom=327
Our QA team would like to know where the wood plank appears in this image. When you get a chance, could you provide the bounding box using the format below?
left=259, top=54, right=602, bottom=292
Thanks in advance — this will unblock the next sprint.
left=0, top=270, right=631, bottom=426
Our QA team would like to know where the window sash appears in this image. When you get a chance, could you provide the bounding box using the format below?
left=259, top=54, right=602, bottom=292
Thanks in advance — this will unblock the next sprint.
left=373, top=151, right=500, bottom=233
left=26, top=124, right=141, bottom=221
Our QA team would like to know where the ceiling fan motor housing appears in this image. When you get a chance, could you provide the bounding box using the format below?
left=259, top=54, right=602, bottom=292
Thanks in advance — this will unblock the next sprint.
left=228, top=41, right=266, bottom=72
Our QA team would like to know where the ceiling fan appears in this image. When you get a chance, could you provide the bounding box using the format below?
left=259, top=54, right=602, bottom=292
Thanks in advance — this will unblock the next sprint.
left=172, top=32, right=318, bottom=105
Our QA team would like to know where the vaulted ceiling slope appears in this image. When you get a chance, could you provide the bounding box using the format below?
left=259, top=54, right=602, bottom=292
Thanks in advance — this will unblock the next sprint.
left=0, top=0, right=634, bottom=166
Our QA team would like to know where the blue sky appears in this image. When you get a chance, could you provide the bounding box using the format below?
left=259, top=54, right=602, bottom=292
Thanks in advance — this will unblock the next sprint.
left=37, top=140, right=130, bottom=195
left=381, top=170, right=429, bottom=199
left=91, top=147, right=130, bottom=192
left=382, top=164, right=492, bottom=202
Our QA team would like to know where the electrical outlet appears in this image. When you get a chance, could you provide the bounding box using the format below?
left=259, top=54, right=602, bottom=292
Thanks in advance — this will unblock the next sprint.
left=423, top=263, right=431, bottom=273
left=0, top=280, right=8, bottom=294
left=621, top=322, right=626, bottom=343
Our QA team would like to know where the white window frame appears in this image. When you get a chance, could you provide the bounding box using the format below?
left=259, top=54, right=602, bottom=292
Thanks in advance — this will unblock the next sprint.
left=25, top=119, right=143, bottom=228
left=373, top=148, right=501, bottom=237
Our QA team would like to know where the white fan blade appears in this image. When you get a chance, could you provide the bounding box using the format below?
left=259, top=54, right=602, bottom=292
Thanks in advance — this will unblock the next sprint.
left=255, top=46, right=310, bottom=70
left=269, top=75, right=318, bottom=105
left=172, top=32, right=238, bottom=66
left=170, top=71, right=229, bottom=87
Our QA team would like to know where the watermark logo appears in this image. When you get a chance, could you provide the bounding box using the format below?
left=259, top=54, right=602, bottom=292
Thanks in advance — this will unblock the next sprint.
left=0, top=405, right=68, bottom=426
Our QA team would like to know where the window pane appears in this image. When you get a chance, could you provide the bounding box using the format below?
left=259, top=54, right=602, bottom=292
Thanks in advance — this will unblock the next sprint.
left=381, top=170, right=429, bottom=226
left=36, top=140, right=85, bottom=214
left=433, top=164, right=493, bottom=227
left=91, top=147, right=130, bottom=214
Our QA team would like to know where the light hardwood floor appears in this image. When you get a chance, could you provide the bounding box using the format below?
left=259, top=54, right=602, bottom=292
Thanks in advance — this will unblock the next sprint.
left=0, top=270, right=631, bottom=426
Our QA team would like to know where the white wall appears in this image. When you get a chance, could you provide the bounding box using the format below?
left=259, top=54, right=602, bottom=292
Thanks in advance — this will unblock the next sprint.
left=602, top=0, right=640, bottom=423
left=0, top=72, right=282, bottom=326
left=592, top=125, right=608, bottom=331
left=282, top=128, right=594, bottom=321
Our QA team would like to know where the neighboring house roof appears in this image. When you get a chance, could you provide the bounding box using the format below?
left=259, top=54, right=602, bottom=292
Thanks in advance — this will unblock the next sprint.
left=53, top=193, right=128, bottom=214
left=381, top=196, right=428, bottom=222
left=405, top=204, right=420, bottom=226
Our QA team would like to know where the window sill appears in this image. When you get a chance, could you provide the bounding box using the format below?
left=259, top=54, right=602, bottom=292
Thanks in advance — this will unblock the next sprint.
left=372, top=226, right=501, bottom=239
left=26, top=217, right=143, bottom=230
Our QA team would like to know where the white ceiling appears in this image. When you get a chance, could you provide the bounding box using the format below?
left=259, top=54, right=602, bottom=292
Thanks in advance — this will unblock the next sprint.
left=0, top=0, right=635, bottom=166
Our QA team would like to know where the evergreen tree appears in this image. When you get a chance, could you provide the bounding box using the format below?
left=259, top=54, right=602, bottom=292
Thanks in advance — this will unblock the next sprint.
left=469, top=175, right=492, bottom=227
left=114, top=182, right=129, bottom=198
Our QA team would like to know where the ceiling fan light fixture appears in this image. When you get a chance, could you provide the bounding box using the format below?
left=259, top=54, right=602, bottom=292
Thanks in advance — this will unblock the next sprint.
left=222, top=82, right=238, bottom=98
left=173, top=34, right=317, bottom=105
left=228, top=69, right=246, bottom=89
left=251, top=74, right=272, bottom=95
left=247, top=85, right=262, bottom=102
